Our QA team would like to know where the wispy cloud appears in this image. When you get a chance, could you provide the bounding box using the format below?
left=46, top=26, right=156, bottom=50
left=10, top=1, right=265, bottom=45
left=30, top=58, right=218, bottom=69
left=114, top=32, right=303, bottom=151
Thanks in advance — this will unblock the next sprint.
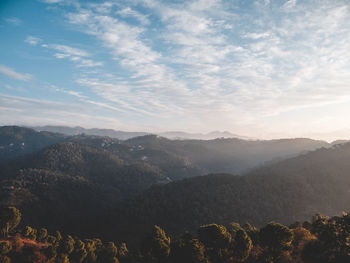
left=60, top=0, right=350, bottom=135
left=5, top=0, right=350, bottom=139
left=4, top=17, right=21, bottom=26
left=40, top=0, right=64, bottom=4
left=117, top=7, right=150, bottom=25
left=42, top=43, right=103, bottom=67
left=0, top=65, right=32, bottom=81
left=0, top=93, right=131, bottom=130
left=25, top=36, right=42, bottom=46
left=52, top=44, right=89, bottom=57
left=282, top=0, right=297, bottom=11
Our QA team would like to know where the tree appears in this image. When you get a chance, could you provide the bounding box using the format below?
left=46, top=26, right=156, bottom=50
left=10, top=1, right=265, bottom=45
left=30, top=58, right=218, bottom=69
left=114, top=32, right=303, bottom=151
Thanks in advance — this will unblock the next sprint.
left=243, top=223, right=259, bottom=245
left=58, top=235, right=75, bottom=255
left=259, top=222, right=294, bottom=262
left=143, top=225, right=171, bottom=263
left=41, top=245, right=57, bottom=263
left=70, top=240, right=87, bottom=263
left=227, top=222, right=252, bottom=262
left=291, top=227, right=315, bottom=263
left=84, top=239, right=97, bottom=263
left=301, top=239, right=324, bottom=263
left=305, top=214, right=350, bottom=262
left=55, top=231, right=62, bottom=242
left=170, top=234, right=209, bottom=263
left=118, top=243, right=128, bottom=259
left=23, top=226, right=36, bottom=240
left=38, top=228, right=48, bottom=243
left=97, top=242, right=119, bottom=263
left=0, top=242, right=11, bottom=255
left=0, top=242, right=12, bottom=263
left=56, top=253, right=70, bottom=263
left=0, top=207, right=21, bottom=238
left=47, top=235, right=57, bottom=244
left=198, top=224, right=231, bottom=263
left=0, top=256, right=10, bottom=263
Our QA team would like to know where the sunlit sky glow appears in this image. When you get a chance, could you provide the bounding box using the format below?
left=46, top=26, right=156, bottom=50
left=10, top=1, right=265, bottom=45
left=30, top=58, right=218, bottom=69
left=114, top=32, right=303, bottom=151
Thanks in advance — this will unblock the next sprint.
left=1, top=0, right=350, bottom=141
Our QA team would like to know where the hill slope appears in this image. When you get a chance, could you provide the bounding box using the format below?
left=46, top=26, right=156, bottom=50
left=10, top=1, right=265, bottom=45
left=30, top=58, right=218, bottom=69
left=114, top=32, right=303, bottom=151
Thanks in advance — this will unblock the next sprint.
left=1, top=126, right=330, bottom=176
left=0, top=126, right=65, bottom=162
left=0, top=142, right=167, bottom=236
left=108, top=143, right=350, bottom=241
left=124, top=135, right=330, bottom=174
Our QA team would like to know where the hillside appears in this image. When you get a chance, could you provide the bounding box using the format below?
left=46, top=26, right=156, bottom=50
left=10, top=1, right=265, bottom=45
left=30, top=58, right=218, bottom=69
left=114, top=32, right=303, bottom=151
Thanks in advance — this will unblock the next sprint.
left=1, top=126, right=330, bottom=177
left=0, top=125, right=344, bottom=242
left=0, top=126, right=65, bottom=162
left=107, top=142, right=350, bottom=241
left=123, top=135, right=330, bottom=174
left=69, top=134, right=202, bottom=180
left=0, top=142, right=167, bottom=236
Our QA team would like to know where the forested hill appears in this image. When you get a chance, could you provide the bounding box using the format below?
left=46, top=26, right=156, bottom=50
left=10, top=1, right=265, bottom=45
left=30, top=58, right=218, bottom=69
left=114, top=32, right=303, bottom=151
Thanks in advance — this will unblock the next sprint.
left=123, top=135, right=330, bottom=174
left=1, top=125, right=348, bottom=243
left=109, top=142, right=350, bottom=242
left=0, top=126, right=330, bottom=176
left=0, top=142, right=167, bottom=235
left=0, top=126, right=65, bottom=162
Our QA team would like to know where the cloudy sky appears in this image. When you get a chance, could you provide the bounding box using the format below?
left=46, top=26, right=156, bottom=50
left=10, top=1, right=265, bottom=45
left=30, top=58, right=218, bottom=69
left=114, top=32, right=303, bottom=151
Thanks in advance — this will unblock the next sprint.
left=1, top=0, right=350, bottom=140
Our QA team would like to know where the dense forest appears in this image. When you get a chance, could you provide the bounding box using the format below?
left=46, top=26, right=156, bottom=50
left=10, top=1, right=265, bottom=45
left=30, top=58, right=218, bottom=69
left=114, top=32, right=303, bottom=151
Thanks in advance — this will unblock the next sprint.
left=1, top=206, right=350, bottom=263
left=2, top=126, right=350, bottom=262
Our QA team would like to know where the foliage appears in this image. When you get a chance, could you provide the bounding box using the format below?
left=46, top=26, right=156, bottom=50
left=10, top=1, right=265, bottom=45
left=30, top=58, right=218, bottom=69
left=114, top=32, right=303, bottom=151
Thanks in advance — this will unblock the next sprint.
left=142, top=225, right=171, bottom=263
left=259, top=222, right=294, bottom=262
left=0, top=207, right=21, bottom=237
left=2, top=206, right=350, bottom=263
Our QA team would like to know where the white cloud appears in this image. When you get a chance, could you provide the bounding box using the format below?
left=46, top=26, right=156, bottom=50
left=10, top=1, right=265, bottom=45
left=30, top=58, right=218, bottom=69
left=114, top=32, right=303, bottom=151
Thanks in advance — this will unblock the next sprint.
left=44, top=44, right=103, bottom=67
left=0, top=65, right=32, bottom=81
left=117, top=7, right=150, bottom=25
left=52, top=44, right=90, bottom=57
left=244, top=32, right=270, bottom=40
left=41, top=0, right=64, bottom=3
left=54, top=53, right=70, bottom=59
left=66, top=6, right=193, bottom=116
left=78, top=59, right=103, bottom=67
left=282, top=0, right=297, bottom=11
left=25, top=36, right=42, bottom=46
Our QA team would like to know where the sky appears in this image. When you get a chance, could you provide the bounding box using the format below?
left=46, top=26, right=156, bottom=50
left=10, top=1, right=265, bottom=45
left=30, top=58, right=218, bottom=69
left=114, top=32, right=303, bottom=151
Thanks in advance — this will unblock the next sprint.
left=1, top=0, right=350, bottom=141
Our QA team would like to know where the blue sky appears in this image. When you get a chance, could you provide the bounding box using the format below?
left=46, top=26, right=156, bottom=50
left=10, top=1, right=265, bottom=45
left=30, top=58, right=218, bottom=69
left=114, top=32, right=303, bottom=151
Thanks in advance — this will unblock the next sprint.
left=1, top=0, right=350, bottom=140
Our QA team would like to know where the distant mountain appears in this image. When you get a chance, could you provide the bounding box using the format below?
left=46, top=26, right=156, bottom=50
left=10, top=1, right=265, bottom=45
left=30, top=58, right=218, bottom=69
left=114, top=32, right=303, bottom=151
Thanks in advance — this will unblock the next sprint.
left=2, top=126, right=330, bottom=175
left=331, top=139, right=350, bottom=145
left=33, top=125, right=150, bottom=140
left=33, top=125, right=252, bottom=140
left=158, top=130, right=252, bottom=140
